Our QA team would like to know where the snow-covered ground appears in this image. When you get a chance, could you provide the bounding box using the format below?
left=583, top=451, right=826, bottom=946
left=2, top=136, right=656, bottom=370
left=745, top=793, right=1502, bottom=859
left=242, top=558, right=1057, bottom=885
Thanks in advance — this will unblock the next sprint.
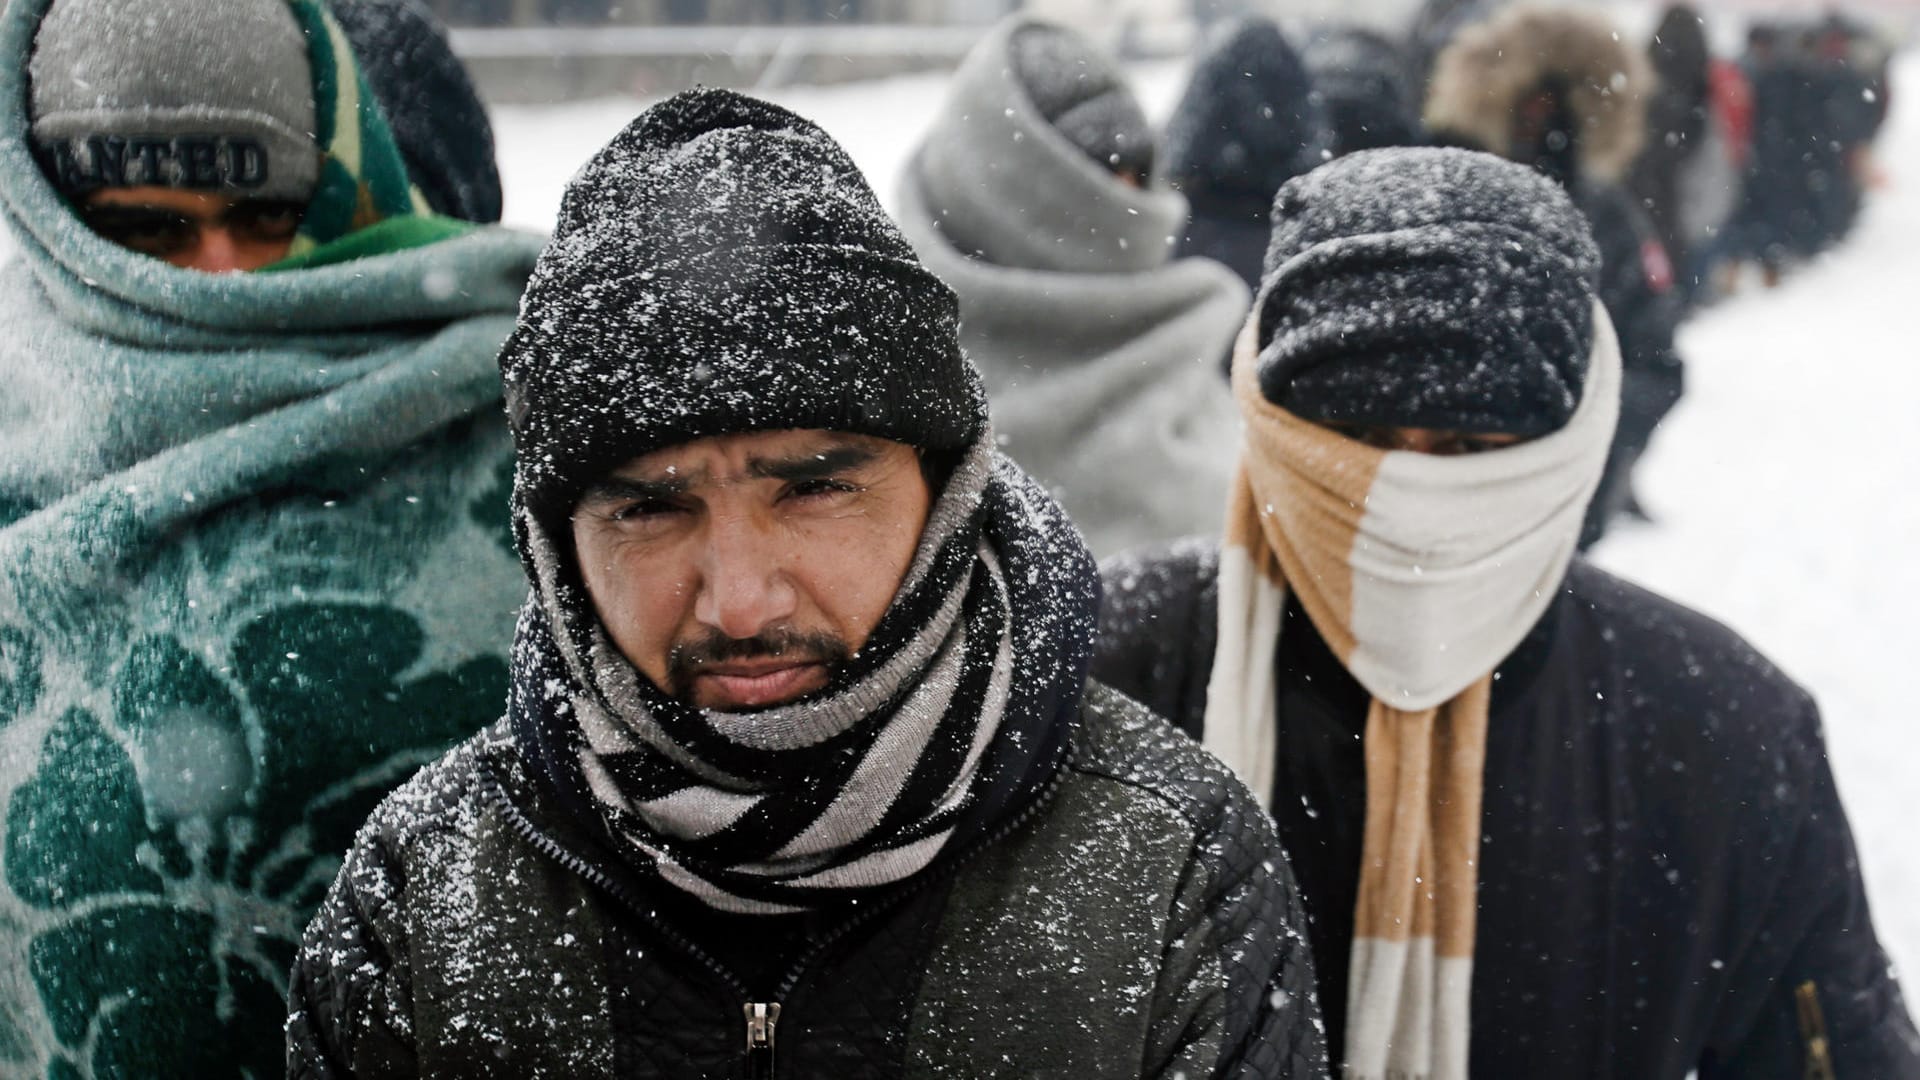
left=498, top=57, right=1920, bottom=988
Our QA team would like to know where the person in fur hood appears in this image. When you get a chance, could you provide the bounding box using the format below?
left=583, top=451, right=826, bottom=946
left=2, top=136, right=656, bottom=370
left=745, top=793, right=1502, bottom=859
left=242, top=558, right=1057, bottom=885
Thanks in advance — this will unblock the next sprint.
left=289, top=87, right=1328, bottom=1079
left=895, top=15, right=1249, bottom=559
left=1094, top=146, right=1920, bottom=1080
left=1425, top=5, right=1685, bottom=547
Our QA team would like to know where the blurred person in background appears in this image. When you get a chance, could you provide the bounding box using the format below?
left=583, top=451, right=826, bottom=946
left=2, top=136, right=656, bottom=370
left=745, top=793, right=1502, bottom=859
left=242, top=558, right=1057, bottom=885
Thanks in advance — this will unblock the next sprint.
left=289, top=88, right=1329, bottom=1078
left=1425, top=5, right=1683, bottom=548
left=1096, top=146, right=1920, bottom=1080
left=1628, top=4, right=1714, bottom=304
left=1163, top=16, right=1327, bottom=293
left=1303, top=27, right=1425, bottom=162
left=895, top=16, right=1248, bottom=558
left=0, top=0, right=539, bottom=1073
left=1727, top=17, right=1884, bottom=287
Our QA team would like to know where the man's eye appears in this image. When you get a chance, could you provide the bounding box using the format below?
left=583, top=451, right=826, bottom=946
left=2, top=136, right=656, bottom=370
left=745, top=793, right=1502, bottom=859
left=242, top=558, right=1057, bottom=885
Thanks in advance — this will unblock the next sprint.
left=609, top=499, right=680, bottom=522
left=787, top=479, right=857, bottom=501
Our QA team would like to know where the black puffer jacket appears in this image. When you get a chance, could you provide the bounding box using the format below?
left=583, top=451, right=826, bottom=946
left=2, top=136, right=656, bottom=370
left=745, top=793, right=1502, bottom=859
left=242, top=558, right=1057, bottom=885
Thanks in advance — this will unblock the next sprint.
left=287, top=684, right=1330, bottom=1078
left=1092, top=541, right=1920, bottom=1078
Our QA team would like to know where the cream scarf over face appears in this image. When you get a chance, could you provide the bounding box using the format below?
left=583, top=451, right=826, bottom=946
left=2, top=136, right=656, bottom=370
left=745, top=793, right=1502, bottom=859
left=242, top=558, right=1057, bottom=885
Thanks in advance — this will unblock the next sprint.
left=1204, top=302, right=1621, bottom=1080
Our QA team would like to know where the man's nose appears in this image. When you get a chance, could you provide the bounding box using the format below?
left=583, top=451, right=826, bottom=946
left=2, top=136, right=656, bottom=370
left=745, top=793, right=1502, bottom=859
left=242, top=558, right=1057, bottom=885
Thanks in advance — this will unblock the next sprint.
left=189, top=227, right=249, bottom=274
left=691, top=513, right=799, bottom=641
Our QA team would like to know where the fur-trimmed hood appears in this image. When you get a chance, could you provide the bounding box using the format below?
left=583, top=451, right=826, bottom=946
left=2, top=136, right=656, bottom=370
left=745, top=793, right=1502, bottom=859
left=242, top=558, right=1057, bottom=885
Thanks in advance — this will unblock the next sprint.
left=1425, top=6, right=1652, bottom=184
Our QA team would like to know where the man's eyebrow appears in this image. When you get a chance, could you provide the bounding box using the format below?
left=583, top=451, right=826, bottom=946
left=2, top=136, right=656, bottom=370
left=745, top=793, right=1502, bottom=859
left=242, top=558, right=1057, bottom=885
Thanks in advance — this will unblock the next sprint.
left=747, top=444, right=883, bottom=483
left=578, top=474, right=690, bottom=505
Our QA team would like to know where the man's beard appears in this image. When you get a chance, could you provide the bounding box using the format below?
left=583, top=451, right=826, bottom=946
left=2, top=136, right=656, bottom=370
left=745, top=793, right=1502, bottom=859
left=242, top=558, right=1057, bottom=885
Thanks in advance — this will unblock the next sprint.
left=666, top=627, right=853, bottom=710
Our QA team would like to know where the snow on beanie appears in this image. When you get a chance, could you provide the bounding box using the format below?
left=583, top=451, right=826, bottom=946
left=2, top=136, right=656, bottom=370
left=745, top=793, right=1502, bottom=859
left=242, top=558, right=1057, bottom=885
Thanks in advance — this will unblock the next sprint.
left=1255, top=147, right=1601, bottom=437
left=501, top=88, right=985, bottom=525
left=1007, top=23, right=1155, bottom=180
left=28, top=0, right=321, bottom=204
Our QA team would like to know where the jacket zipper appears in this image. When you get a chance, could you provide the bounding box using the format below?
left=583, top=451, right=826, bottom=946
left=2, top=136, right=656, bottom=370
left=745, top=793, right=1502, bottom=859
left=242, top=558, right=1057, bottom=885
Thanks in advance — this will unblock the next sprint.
left=1795, top=980, right=1836, bottom=1080
left=743, top=1001, right=780, bottom=1079
left=480, top=747, right=1070, bottom=1079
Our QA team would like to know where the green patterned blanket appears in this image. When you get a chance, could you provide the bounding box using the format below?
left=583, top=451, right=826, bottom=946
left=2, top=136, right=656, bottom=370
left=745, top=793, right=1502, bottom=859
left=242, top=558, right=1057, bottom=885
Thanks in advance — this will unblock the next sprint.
left=0, top=2, right=544, bottom=1074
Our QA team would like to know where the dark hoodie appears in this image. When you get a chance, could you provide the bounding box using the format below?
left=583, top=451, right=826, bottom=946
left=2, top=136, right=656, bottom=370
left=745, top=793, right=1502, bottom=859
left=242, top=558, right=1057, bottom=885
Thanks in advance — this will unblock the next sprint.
left=1304, top=27, right=1424, bottom=159
left=1164, top=17, right=1327, bottom=291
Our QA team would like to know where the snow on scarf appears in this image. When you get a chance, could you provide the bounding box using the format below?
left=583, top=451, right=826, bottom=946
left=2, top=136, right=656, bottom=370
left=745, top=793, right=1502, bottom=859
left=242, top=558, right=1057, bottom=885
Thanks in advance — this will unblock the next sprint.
left=1204, top=309, right=1620, bottom=1080
left=0, top=1, right=543, bottom=1070
left=894, top=15, right=1249, bottom=559
left=511, top=432, right=1100, bottom=915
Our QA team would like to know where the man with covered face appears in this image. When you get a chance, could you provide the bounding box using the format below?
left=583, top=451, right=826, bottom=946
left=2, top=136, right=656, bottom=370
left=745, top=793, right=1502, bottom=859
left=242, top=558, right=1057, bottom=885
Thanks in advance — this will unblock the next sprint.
left=287, top=89, right=1327, bottom=1077
left=1096, top=149, right=1919, bottom=1078
left=0, top=0, right=535, bottom=1074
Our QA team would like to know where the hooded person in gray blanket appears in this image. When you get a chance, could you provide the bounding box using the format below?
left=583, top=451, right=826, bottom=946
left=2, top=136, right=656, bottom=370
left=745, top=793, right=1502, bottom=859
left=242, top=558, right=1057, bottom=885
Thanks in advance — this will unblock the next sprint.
left=287, top=88, right=1328, bottom=1079
left=895, top=16, right=1248, bottom=559
left=1094, top=148, right=1920, bottom=1079
left=0, top=0, right=541, bottom=1074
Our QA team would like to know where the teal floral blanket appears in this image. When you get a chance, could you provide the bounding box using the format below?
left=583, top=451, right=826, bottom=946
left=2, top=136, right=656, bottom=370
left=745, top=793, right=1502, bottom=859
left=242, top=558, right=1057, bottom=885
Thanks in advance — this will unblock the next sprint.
left=0, top=3, right=544, bottom=1074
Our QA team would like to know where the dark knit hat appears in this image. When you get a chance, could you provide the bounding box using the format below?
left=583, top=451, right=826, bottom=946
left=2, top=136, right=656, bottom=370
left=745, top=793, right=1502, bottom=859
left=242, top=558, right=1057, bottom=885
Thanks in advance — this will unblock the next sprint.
left=501, top=88, right=985, bottom=523
left=1163, top=17, right=1326, bottom=201
left=1008, top=24, right=1156, bottom=180
left=1255, top=147, right=1602, bottom=436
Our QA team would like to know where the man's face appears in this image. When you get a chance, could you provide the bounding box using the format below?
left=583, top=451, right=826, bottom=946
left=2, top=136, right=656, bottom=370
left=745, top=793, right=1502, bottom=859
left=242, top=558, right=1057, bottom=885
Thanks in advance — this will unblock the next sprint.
left=1323, top=422, right=1528, bottom=456
left=572, top=429, right=934, bottom=711
left=80, top=187, right=304, bottom=273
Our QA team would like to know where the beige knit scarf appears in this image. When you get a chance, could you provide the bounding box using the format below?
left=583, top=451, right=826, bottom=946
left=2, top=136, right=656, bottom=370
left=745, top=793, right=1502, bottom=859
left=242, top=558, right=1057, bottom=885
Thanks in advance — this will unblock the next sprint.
left=1205, top=305, right=1621, bottom=1079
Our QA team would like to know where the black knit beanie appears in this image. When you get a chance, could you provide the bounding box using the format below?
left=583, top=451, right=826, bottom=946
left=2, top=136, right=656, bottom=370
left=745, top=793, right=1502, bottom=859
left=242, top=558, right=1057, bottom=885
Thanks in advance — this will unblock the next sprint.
left=1256, top=147, right=1602, bottom=436
left=500, top=88, right=985, bottom=525
left=1007, top=24, right=1156, bottom=180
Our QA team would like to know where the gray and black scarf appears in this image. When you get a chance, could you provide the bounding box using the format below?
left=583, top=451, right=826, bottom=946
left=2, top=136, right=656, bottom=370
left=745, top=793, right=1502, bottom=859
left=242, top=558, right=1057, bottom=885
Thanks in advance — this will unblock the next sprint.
left=509, top=432, right=1100, bottom=914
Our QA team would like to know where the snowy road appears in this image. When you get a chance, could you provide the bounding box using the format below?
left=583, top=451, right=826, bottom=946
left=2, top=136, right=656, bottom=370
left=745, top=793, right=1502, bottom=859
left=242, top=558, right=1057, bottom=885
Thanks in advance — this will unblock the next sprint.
left=492, top=55, right=1920, bottom=987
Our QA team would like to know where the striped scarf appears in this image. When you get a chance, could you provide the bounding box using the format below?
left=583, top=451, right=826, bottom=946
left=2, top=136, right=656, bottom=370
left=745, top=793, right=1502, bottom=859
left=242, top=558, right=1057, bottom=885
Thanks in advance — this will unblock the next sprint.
left=1204, top=305, right=1620, bottom=1079
left=282, top=0, right=430, bottom=257
left=511, top=431, right=1098, bottom=914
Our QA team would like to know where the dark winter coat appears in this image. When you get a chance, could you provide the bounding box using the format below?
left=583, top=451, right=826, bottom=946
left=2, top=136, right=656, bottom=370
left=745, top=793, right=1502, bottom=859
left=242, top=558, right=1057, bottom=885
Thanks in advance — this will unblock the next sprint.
left=332, top=0, right=503, bottom=223
left=286, top=683, right=1330, bottom=1078
left=1164, top=18, right=1326, bottom=291
left=1628, top=6, right=1714, bottom=274
left=1093, top=541, right=1920, bottom=1078
left=1576, top=180, right=1685, bottom=545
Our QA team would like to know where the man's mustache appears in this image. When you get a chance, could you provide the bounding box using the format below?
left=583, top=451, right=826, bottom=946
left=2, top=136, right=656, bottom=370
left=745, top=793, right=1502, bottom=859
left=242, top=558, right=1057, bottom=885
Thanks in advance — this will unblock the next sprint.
left=666, top=627, right=852, bottom=687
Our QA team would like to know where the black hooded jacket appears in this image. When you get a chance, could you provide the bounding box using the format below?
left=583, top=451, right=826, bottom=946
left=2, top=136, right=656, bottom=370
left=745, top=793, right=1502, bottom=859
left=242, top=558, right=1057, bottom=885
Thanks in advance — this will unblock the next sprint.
left=1093, top=541, right=1920, bottom=1078
left=1164, top=18, right=1326, bottom=291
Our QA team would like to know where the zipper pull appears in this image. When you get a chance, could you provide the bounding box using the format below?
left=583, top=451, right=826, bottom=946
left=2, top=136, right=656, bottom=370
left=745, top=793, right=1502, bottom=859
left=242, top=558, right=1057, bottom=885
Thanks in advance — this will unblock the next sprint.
left=1795, top=980, right=1837, bottom=1080
left=743, top=1001, right=781, bottom=1079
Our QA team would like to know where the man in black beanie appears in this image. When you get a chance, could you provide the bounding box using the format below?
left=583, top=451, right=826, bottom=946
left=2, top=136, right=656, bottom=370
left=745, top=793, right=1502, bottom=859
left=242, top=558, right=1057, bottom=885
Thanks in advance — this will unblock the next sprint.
left=1095, top=147, right=1919, bottom=1078
left=288, top=88, right=1328, bottom=1078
